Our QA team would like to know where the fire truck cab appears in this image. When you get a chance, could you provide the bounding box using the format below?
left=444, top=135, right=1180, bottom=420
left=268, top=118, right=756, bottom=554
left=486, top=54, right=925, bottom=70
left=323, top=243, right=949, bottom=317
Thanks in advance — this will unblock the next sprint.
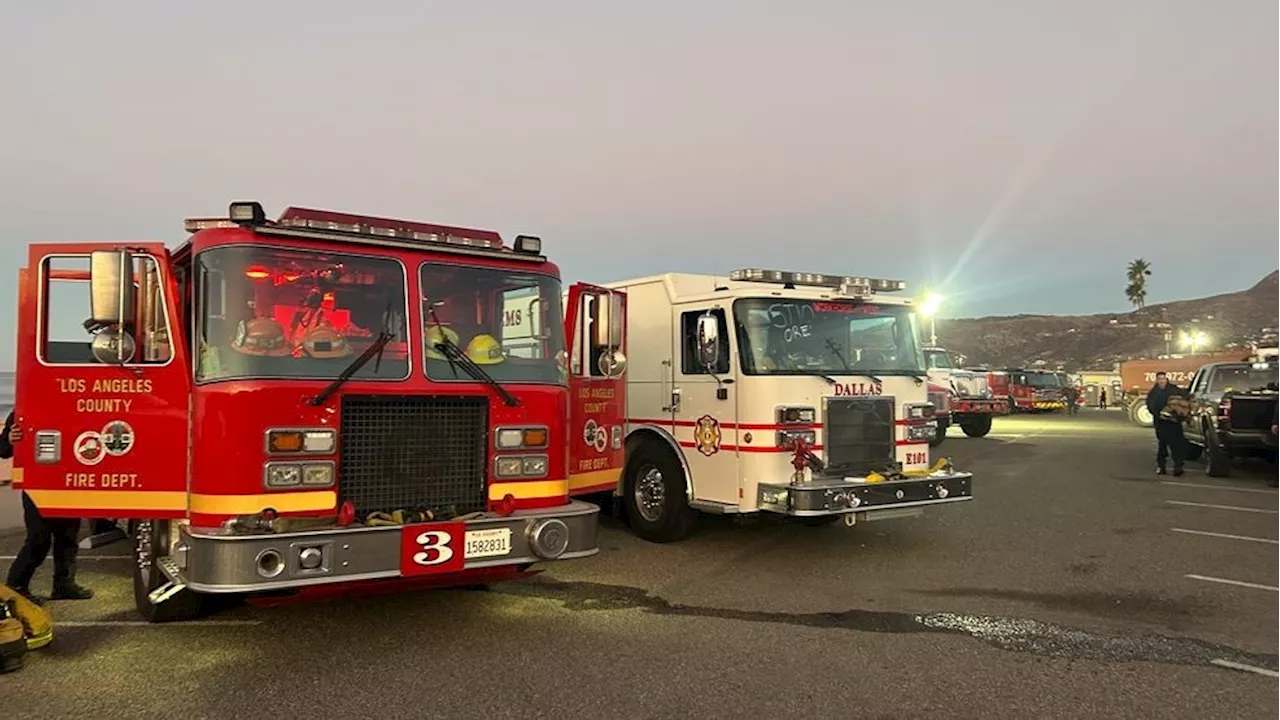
left=581, top=268, right=974, bottom=543
left=9, top=201, right=603, bottom=621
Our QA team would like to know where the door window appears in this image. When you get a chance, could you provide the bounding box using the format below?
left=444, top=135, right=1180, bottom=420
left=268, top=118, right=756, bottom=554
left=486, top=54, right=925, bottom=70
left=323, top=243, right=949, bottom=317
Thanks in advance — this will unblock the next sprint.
left=39, top=255, right=173, bottom=366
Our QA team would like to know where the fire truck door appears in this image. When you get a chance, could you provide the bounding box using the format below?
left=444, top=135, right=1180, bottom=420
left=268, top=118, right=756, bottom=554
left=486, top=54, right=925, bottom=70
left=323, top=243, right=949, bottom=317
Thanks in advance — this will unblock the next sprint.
left=14, top=244, right=191, bottom=519
left=564, top=283, right=627, bottom=495
left=670, top=305, right=738, bottom=506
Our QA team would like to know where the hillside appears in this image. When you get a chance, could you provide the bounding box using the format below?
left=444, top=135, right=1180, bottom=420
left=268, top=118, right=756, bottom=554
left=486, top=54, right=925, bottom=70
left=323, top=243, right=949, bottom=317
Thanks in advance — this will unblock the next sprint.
left=936, top=271, right=1279, bottom=371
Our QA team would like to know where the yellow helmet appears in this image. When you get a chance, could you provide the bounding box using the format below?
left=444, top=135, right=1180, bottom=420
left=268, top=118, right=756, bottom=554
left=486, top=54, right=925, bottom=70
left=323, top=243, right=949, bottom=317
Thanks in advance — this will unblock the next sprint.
left=424, top=326, right=460, bottom=360
left=465, top=333, right=505, bottom=365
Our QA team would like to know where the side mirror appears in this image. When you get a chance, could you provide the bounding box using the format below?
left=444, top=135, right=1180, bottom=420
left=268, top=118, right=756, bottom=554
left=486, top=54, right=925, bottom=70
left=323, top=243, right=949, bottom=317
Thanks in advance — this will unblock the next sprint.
left=89, top=249, right=136, bottom=326
left=696, top=312, right=721, bottom=372
left=592, top=292, right=624, bottom=349
left=597, top=348, right=628, bottom=378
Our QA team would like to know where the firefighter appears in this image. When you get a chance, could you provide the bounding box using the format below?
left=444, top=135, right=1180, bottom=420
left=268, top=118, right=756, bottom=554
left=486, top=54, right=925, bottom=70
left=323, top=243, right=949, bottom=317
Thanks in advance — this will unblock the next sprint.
left=1099, top=387, right=1108, bottom=410
left=2, top=410, right=94, bottom=604
left=1145, top=371, right=1188, bottom=476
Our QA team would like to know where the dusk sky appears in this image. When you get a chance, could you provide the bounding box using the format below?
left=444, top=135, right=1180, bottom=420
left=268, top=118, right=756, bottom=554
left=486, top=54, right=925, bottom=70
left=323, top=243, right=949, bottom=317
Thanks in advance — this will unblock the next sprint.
left=1, top=0, right=1275, bottom=370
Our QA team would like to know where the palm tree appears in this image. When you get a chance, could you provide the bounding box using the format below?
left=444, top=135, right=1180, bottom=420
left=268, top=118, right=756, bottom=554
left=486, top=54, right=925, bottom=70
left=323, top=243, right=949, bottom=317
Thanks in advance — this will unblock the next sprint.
left=1126, top=259, right=1152, bottom=309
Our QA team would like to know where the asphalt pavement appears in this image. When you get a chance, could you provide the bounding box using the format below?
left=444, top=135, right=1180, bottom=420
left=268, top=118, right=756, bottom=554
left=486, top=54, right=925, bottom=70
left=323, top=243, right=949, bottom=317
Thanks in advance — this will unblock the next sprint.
left=2, top=411, right=1277, bottom=719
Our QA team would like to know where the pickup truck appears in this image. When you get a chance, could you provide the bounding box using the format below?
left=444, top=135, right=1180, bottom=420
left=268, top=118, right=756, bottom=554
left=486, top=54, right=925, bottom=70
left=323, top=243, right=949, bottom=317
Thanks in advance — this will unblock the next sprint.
left=1182, top=360, right=1279, bottom=477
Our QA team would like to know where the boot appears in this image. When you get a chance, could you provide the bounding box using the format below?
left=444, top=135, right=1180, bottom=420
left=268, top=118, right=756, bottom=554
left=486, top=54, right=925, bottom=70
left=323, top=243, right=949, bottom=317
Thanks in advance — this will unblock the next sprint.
left=1172, top=467, right=1185, bottom=477
left=50, top=583, right=93, bottom=600
left=0, top=602, right=27, bottom=674
left=1156, top=465, right=1167, bottom=475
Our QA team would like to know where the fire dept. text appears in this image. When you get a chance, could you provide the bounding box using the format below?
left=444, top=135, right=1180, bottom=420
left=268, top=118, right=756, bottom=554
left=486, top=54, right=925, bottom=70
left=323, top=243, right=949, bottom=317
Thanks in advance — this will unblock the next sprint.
left=65, top=472, right=140, bottom=488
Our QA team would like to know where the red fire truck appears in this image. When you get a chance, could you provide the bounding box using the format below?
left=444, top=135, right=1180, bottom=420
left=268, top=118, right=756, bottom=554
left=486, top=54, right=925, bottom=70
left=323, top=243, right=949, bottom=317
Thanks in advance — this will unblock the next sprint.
left=1000, top=368, right=1066, bottom=413
left=9, top=201, right=613, bottom=621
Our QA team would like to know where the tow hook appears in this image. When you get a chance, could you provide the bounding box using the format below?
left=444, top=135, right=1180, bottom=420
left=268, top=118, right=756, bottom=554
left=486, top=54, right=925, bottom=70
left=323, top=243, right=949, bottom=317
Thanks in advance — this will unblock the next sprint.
left=843, top=513, right=857, bottom=528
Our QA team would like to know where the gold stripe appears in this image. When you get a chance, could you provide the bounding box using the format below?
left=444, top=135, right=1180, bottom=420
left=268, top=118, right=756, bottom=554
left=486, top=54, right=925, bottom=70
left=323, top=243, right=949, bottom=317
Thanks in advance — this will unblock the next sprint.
left=569, top=469, right=620, bottom=492
left=10, top=467, right=23, bottom=485
left=25, top=489, right=187, bottom=512
left=488, top=479, right=569, bottom=500
left=189, top=491, right=336, bottom=515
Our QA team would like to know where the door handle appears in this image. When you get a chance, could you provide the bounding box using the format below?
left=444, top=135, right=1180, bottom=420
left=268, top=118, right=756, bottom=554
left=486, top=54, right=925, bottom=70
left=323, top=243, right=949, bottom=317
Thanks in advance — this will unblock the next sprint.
left=664, top=387, right=681, bottom=413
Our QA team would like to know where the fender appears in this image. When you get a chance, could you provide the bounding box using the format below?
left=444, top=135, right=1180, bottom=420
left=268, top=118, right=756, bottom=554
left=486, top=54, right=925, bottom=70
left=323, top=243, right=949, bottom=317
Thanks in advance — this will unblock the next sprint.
left=625, top=424, right=695, bottom=501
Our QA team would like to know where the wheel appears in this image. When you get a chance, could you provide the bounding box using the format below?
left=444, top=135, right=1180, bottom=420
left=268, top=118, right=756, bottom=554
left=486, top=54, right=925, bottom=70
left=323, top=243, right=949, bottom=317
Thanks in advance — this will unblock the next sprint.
left=1204, top=428, right=1232, bottom=478
left=959, top=415, right=993, bottom=438
left=1129, top=401, right=1153, bottom=428
left=929, top=418, right=949, bottom=447
left=623, top=441, right=696, bottom=543
left=133, top=520, right=205, bottom=623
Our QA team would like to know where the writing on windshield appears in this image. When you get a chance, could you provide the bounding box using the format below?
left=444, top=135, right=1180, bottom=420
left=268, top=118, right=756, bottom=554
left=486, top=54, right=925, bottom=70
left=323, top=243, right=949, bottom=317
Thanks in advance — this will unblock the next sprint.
left=732, top=298, right=925, bottom=375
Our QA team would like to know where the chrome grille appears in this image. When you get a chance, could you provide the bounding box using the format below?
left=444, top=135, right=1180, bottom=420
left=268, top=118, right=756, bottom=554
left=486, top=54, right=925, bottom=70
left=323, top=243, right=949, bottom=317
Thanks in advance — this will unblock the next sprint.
left=823, top=396, right=896, bottom=475
left=338, top=394, right=489, bottom=518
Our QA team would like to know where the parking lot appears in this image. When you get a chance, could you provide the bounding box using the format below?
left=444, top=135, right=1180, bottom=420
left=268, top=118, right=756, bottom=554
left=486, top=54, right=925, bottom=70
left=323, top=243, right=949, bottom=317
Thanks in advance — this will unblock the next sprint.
left=3, top=411, right=1276, bottom=719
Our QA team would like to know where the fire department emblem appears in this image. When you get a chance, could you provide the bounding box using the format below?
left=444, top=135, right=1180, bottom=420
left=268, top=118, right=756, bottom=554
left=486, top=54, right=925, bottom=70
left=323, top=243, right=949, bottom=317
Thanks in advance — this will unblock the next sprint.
left=101, top=420, right=135, bottom=457
left=72, top=431, right=105, bottom=466
left=693, top=415, right=721, bottom=457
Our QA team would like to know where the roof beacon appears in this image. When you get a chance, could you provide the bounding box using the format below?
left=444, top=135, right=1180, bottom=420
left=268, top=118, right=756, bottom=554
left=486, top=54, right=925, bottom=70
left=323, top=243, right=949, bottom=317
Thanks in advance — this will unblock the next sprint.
left=728, top=268, right=907, bottom=294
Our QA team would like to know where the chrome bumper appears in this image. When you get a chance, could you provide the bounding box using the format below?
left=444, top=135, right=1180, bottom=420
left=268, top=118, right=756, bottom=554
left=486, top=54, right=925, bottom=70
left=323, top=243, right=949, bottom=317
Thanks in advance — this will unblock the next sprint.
left=161, top=500, right=599, bottom=594
left=756, top=472, right=973, bottom=517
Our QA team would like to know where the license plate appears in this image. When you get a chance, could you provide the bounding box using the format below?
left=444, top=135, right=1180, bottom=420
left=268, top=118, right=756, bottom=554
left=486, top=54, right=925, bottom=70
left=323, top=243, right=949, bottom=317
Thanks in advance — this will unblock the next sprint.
left=464, top=527, right=512, bottom=559
left=399, top=521, right=467, bottom=576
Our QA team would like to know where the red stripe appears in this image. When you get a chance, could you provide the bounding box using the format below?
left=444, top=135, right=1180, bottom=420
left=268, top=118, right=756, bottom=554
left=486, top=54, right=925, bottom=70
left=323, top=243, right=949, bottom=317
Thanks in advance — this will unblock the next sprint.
left=677, top=441, right=825, bottom=454
left=631, top=417, right=925, bottom=429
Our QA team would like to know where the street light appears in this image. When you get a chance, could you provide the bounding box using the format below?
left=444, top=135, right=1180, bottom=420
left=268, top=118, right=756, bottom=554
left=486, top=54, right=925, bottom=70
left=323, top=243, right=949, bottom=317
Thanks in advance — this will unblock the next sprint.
left=918, top=292, right=944, bottom=346
left=1179, top=330, right=1209, bottom=354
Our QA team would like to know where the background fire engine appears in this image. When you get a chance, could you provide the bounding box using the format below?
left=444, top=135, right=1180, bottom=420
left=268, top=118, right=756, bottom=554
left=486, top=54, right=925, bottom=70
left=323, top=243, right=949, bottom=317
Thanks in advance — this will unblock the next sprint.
left=570, top=268, right=974, bottom=543
left=9, top=201, right=609, bottom=621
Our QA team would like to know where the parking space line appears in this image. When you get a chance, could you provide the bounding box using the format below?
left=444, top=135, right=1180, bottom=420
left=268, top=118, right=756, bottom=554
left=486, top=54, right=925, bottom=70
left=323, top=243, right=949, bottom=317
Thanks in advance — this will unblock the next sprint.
left=1171, top=528, right=1278, bottom=544
left=1161, top=481, right=1277, bottom=495
left=0, top=555, right=130, bottom=560
left=1165, top=500, right=1278, bottom=514
left=57, top=620, right=263, bottom=627
left=1185, top=574, right=1279, bottom=592
left=1210, top=659, right=1280, bottom=678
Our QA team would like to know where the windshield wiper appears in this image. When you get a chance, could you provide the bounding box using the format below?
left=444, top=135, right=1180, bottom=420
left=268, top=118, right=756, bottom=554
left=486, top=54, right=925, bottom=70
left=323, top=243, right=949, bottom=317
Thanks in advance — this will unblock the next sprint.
left=823, top=337, right=852, bottom=373
left=309, top=329, right=396, bottom=406
left=434, top=339, right=519, bottom=407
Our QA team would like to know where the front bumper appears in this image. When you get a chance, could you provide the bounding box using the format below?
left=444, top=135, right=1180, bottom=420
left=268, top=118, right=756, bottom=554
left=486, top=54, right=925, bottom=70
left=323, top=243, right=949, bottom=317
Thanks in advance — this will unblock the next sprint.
left=952, top=398, right=1007, bottom=415
left=161, top=500, right=599, bottom=594
left=756, top=471, right=973, bottom=517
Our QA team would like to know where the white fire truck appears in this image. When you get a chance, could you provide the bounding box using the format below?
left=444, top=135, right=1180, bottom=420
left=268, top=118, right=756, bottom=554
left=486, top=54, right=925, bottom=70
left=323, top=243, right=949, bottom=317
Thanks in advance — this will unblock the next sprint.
left=922, top=345, right=1007, bottom=444
left=575, top=268, right=974, bottom=543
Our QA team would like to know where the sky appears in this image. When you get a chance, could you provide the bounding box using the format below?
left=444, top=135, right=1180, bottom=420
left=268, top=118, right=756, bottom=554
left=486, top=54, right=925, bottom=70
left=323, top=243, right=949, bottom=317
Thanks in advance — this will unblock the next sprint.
left=0, top=0, right=1275, bottom=370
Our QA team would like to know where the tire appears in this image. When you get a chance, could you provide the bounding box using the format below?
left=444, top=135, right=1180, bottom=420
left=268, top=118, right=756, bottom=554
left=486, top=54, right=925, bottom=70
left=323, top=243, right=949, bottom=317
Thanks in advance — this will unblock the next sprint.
left=1129, top=401, right=1154, bottom=428
left=623, top=441, right=696, bottom=543
left=133, top=520, right=205, bottom=623
left=959, top=415, right=993, bottom=438
left=929, top=418, right=949, bottom=447
left=1204, top=428, right=1232, bottom=478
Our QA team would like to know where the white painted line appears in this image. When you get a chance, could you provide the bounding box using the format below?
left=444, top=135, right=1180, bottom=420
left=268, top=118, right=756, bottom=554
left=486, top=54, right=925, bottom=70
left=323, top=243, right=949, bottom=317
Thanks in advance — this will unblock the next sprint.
left=1165, top=500, right=1278, bottom=515
left=1210, top=659, right=1280, bottom=678
left=56, top=620, right=262, bottom=627
left=1170, top=528, right=1279, bottom=545
left=1185, top=574, right=1279, bottom=592
left=0, top=555, right=130, bottom=560
left=1161, top=481, right=1278, bottom=495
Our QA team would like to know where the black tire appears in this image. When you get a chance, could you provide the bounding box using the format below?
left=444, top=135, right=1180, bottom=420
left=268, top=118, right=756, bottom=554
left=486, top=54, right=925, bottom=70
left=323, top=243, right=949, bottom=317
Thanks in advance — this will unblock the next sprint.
left=959, top=414, right=993, bottom=438
left=623, top=441, right=696, bottom=543
left=133, top=520, right=205, bottom=623
left=1204, top=428, right=1232, bottom=478
left=929, top=418, right=949, bottom=447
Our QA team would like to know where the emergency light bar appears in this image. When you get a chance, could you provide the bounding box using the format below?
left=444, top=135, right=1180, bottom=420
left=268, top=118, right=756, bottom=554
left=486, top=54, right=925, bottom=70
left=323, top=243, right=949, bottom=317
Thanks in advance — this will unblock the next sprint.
left=182, top=202, right=546, bottom=258
left=728, top=268, right=907, bottom=293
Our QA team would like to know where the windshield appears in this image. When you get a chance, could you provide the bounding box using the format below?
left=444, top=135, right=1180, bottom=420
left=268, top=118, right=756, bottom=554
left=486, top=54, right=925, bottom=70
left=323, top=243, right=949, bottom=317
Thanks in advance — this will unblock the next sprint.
left=732, top=298, right=925, bottom=375
left=1209, top=365, right=1278, bottom=393
left=924, top=349, right=954, bottom=370
left=420, top=263, right=566, bottom=385
left=1025, top=373, right=1061, bottom=389
left=195, top=246, right=410, bottom=383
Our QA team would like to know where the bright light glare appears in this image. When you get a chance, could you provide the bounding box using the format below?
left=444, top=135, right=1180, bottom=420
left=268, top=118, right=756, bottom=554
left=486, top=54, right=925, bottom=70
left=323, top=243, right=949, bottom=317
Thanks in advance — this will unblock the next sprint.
left=1179, top=330, right=1209, bottom=349
left=918, top=293, right=945, bottom=318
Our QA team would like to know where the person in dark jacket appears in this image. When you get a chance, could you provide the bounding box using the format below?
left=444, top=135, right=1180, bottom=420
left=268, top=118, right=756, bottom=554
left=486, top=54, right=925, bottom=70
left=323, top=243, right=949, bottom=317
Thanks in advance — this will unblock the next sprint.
left=1, top=411, right=94, bottom=604
left=1145, top=372, right=1188, bottom=476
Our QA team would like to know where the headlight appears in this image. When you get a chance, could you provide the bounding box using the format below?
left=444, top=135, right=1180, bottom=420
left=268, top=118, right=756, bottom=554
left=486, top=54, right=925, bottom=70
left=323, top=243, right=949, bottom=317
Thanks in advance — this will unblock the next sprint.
left=267, top=429, right=336, bottom=454
left=777, top=429, right=817, bottom=449
left=906, top=403, right=935, bottom=419
left=908, top=424, right=937, bottom=441
left=264, top=462, right=335, bottom=489
left=494, top=454, right=549, bottom=478
left=264, top=463, right=302, bottom=488
left=777, top=406, right=816, bottom=424
left=301, top=463, right=334, bottom=486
